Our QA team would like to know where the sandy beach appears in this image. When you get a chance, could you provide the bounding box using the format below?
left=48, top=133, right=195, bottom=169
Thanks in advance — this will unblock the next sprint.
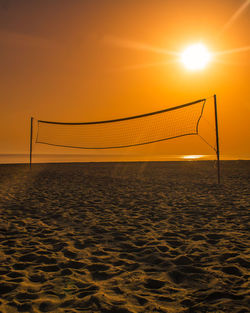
left=0, top=161, right=249, bottom=313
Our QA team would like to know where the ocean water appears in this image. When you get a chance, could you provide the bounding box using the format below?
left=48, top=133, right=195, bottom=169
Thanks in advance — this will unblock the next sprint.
left=0, top=154, right=248, bottom=164
left=0, top=154, right=186, bottom=164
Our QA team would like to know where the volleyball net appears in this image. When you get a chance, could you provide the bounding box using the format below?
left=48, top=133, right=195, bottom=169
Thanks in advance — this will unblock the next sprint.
left=35, top=99, right=206, bottom=150
left=30, top=96, right=220, bottom=182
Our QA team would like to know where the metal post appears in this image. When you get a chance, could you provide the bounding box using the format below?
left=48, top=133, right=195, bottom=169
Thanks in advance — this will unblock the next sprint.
left=30, top=117, right=34, bottom=168
left=214, top=95, right=220, bottom=184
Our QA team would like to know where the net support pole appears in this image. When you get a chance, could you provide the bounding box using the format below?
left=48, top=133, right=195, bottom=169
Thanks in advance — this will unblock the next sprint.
left=29, top=117, right=34, bottom=169
left=213, top=95, right=221, bottom=184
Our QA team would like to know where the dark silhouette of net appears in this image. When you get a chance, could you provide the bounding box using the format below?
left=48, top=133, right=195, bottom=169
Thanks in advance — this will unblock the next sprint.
left=36, top=99, right=206, bottom=149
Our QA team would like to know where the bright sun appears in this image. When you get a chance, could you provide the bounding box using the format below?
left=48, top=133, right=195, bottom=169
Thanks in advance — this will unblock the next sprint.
left=181, top=43, right=212, bottom=71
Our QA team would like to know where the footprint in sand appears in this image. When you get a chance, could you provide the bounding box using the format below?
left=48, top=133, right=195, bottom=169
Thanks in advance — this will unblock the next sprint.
left=221, top=265, right=243, bottom=277
left=13, top=263, right=31, bottom=270
left=17, top=303, right=33, bottom=312
left=38, top=265, right=61, bottom=272
left=87, top=263, right=121, bottom=281
left=29, top=274, right=46, bottom=283
left=36, top=255, right=57, bottom=264
left=16, top=292, right=39, bottom=301
left=173, top=255, right=192, bottom=265
left=73, top=240, right=85, bottom=249
left=61, top=260, right=86, bottom=269
left=168, top=270, right=187, bottom=284
left=7, top=271, right=23, bottom=278
left=19, top=253, right=38, bottom=262
left=144, top=278, right=165, bottom=290
left=77, top=285, right=99, bottom=298
left=62, top=249, right=78, bottom=259
left=0, top=282, right=18, bottom=295
left=39, top=300, right=58, bottom=312
left=205, top=291, right=244, bottom=302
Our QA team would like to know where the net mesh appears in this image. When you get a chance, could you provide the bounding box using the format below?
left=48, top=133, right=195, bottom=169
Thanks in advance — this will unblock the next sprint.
left=35, top=99, right=206, bottom=149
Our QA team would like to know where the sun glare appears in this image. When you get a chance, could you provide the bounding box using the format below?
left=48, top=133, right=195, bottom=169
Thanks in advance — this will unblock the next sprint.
left=182, top=155, right=204, bottom=159
left=181, top=43, right=212, bottom=71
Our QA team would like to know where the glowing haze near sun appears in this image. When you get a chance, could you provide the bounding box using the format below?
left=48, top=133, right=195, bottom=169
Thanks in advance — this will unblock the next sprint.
left=180, top=43, right=212, bottom=71
left=107, top=37, right=250, bottom=72
left=182, top=155, right=204, bottom=159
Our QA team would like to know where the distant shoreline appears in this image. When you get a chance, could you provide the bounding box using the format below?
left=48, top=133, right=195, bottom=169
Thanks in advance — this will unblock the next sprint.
left=0, top=153, right=249, bottom=165
left=0, top=160, right=249, bottom=167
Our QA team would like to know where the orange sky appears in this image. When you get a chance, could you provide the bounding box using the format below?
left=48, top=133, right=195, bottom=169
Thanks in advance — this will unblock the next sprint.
left=0, top=0, right=249, bottom=160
